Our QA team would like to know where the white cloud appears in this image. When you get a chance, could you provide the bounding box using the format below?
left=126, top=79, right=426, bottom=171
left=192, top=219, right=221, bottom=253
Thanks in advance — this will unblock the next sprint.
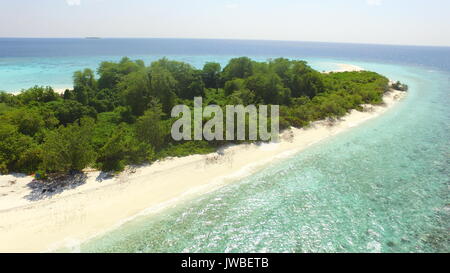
left=366, top=0, right=383, bottom=6
left=66, top=0, right=81, bottom=6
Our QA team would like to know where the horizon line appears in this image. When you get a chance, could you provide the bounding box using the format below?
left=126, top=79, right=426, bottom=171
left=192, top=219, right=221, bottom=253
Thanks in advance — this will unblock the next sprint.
left=0, top=36, right=449, bottom=48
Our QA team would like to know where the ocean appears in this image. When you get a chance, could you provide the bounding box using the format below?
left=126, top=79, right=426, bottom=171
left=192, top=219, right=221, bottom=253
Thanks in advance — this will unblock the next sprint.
left=1, top=38, right=450, bottom=92
left=1, top=38, right=448, bottom=252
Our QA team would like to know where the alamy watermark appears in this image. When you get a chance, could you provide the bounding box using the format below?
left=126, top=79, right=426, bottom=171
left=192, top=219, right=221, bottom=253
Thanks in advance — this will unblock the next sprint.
left=171, top=97, right=279, bottom=142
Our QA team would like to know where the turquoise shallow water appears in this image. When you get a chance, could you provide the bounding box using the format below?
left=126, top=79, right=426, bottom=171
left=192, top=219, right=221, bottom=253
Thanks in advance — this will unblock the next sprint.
left=78, top=61, right=449, bottom=253
left=0, top=54, right=339, bottom=92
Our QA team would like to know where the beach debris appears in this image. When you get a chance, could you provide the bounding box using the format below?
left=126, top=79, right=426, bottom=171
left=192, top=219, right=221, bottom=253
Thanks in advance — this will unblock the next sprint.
left=324, top=117, right=338, bottom=127
left=280, top=129, right=294, bottom=143
left=362, top=105, right=376, bottom=113
left=205, top=154, right=222, bottom=165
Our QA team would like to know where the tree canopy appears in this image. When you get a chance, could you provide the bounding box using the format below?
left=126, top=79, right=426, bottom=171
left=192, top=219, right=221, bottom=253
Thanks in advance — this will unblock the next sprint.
left=0, top=57, right=392, bottom=175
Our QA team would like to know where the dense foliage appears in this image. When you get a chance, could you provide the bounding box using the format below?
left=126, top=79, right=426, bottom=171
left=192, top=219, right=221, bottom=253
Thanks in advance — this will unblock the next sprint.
left=0, top=57, right=391, bottom=175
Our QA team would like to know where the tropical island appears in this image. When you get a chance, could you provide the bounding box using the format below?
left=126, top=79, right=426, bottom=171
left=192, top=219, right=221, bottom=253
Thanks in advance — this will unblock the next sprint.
left=0, top=57, right=407, bottom=177
left=0, top=57, right=409, bottom=252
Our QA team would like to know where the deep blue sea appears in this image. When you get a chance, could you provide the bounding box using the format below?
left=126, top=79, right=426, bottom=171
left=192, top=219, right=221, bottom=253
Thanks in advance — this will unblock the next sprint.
left=1, top=38, right=448, bottom=253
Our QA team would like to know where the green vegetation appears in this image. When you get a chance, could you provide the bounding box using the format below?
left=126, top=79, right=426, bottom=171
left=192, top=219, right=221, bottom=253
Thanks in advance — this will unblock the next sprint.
left=391, top=81, right=409, bottom=92
left=0, top=57, right=391, bottom=176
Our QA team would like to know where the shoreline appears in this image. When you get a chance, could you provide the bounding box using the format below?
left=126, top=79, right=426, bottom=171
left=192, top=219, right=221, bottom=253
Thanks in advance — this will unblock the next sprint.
left=54, top=87, right=72, bottom=94
left=0, top=66, right=407, bottom=252
left=333, top=63, right=364, bottom=72
left=325, top=63, right=364, bottom=73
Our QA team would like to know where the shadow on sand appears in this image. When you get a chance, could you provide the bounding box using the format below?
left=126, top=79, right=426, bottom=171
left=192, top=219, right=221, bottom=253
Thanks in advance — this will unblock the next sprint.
left=24, top=172, right=88, bottom=201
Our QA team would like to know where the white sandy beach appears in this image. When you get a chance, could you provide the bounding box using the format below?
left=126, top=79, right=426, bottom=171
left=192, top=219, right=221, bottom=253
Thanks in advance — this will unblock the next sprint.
left=0, top=66, right=406, bottom=252
left=329, top=63, right=364, bottom=73
left=54, top=87, right=72, bottom=94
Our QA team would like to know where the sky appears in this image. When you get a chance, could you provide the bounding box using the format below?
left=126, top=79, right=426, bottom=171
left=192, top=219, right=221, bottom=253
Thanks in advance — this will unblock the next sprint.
left=1, top=0, right=449, bottom=46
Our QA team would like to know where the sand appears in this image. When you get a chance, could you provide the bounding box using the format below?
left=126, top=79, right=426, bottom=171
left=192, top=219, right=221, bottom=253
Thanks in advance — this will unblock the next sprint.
left=326, top=63, right=364, bottom=73
left=54, top=88, right=72, bottom=95
left=0, top=65, right=406, bottom=252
